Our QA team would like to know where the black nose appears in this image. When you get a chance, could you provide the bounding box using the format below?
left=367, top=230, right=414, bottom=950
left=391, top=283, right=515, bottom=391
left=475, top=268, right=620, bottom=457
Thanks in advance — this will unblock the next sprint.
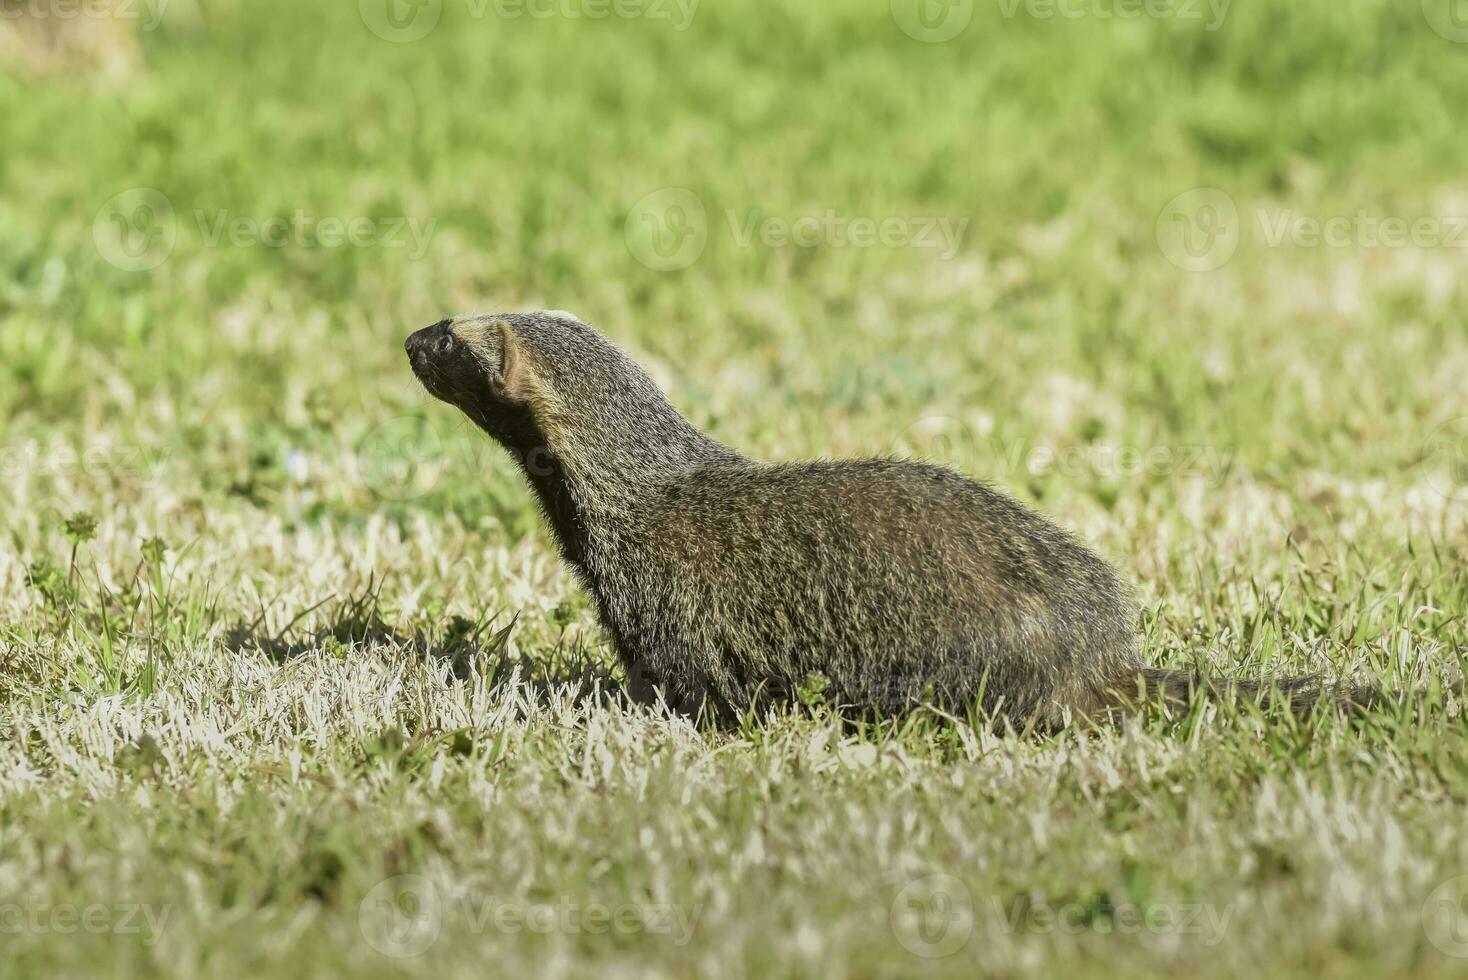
left=405, top=319, right=456, bottom=359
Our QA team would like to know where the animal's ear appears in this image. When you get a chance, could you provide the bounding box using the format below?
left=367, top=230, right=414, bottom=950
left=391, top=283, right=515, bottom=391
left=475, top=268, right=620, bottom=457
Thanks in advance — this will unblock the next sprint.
left=488, top=318, right=532, bottom=405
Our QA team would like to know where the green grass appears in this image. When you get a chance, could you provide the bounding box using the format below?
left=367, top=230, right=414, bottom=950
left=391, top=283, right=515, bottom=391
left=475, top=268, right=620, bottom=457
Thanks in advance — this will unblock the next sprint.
left=2, top=0, right=1467, bottom=976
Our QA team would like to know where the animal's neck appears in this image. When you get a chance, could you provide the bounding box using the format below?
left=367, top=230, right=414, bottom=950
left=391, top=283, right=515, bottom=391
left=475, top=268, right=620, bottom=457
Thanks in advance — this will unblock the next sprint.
left=485, top=405, right=738, bottom=574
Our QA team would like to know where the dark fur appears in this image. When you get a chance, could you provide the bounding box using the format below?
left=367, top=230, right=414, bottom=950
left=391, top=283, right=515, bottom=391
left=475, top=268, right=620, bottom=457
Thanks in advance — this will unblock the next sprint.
left=406, top=311, right=1373, bottom=725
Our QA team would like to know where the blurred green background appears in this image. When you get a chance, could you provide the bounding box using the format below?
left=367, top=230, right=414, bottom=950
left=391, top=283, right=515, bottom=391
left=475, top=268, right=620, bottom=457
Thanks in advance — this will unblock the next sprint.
left=4, top=4, right=1468, bottom=977
left=3, top=0, right=1466, bottom=532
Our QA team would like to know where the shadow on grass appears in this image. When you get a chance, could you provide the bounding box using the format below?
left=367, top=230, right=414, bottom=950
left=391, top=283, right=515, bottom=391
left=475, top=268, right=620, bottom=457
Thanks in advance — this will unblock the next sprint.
left=221, top=587, right=632, bottom=712
left=221, top=585, right=1467, bottom=738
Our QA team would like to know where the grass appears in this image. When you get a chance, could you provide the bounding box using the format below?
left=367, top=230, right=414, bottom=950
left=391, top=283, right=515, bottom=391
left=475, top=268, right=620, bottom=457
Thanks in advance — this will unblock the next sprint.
left=2, top=0, right=1467, bottom=975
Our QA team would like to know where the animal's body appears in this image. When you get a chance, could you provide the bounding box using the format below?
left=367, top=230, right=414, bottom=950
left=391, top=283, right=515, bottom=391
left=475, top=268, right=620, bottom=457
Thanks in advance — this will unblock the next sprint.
left=405, top=310, right=1364, bottom=724
left=614, top=459, right=1138, bottom=721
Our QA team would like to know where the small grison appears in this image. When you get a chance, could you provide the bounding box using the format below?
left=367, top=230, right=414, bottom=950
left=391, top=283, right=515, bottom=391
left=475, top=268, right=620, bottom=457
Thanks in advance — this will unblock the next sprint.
left=405, top=311, right=1363, bottom=725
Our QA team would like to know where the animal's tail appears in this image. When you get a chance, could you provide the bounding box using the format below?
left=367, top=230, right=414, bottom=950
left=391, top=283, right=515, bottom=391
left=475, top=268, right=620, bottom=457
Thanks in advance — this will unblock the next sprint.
left=1122, top=667, right=1384, bottom=716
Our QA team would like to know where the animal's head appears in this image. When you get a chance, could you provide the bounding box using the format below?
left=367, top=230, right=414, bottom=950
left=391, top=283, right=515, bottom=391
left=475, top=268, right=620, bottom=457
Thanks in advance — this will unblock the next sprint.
left=405, top=315, right=534, bottom=427
left=405, top=311, right=732, bottom=486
